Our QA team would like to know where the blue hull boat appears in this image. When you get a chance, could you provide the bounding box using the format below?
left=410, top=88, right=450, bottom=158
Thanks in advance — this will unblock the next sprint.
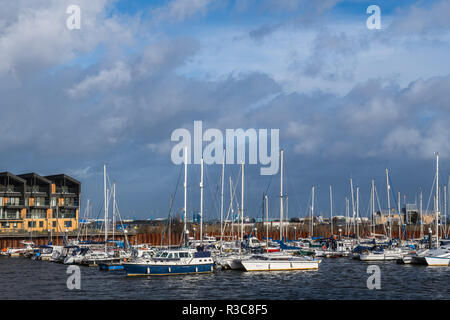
left=124, top=263, right=214, bottom=276
left=123, top=248, right=214, bottom=276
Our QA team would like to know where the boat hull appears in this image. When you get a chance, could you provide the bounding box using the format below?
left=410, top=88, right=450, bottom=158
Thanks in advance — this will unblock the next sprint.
left=424, top=256, right=450, bottom=266
left=124, top=263, right=214, bottom=276
left=240, top=260, right=320, bottom=271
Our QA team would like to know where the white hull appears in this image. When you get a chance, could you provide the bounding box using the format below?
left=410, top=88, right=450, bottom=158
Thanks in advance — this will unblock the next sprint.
left=241, top=259, right=320, bottom=271
left=359, top=252, right=404, bottom=261
left=424, top=256, right=450, bottom=266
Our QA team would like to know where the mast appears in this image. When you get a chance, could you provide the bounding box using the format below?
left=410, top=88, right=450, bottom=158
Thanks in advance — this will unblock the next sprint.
left=229, top=177, right=234, bottom=240
left=241, top=162, right=244, bottom=245
left=330, top=185, right=333, bottom=235
left=356, top=186, right=359, bottom=239
left=435, top=152, right=439, bottom=247
left=280, top=149, right=284, bottom=241
left=345, top=197, right=349, bottom=236
left=265, top=194, right=269, bottom=249
left=420, top=189, right=423, bottom=239
left=386, top=169, right=391, bottom=240
left=104, top=164, right=108, bottom=248
left=200, top=157, right=204, bottom=244
left=371, top=180, right=375, bottom=235
left=112, top=181, right=116, bottom=241
left=350, top=178, right=356, bottom=236
left=183, top=146, right=188, bottom=246
left=397, top=191, right=401, bottom=241
left=311, top=186, right=315, bottom=239
left=220, top=150, right=225, bottom=250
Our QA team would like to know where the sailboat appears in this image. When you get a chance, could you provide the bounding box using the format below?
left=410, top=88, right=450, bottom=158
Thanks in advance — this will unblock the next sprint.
left=237, top=150, right=321, bottom=272
left=420, top=153, right=450, bottom=266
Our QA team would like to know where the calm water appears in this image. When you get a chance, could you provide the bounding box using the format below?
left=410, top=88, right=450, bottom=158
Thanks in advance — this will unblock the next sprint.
left=0, top=256, right=448, bottom=300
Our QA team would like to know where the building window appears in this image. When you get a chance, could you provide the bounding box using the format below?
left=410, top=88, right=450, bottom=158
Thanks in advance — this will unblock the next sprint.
left=26, top=209, right=45, bottom=219
left=6, top=210, right=19, bottom=219
left=27, top=221, right=36, bottom=228
left=36, top=197, right=45, bottom=206
left=50, top=197, right=56, bottom=207
left=39, top=221, right=44, bottom=228
left=64, top=221, right=72, bottom=228
left=52, top=221, right=56, bottom=228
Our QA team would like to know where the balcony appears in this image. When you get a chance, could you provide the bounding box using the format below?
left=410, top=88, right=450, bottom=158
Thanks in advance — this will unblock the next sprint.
left=54, top=186, right=79, bottom=195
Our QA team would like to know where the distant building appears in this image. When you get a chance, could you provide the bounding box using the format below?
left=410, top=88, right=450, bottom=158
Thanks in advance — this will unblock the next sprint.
left=0, top=172, right=80, bottom=233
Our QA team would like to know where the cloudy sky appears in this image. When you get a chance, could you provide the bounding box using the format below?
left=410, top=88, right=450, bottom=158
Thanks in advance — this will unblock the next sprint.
left=1, top=0, right=450, bottom=221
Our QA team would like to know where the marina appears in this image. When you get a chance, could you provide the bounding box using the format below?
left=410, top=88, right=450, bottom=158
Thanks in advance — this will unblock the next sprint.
left=0, top=152, right=449, bottom=299
left=0, top=250, right=448, bottom=300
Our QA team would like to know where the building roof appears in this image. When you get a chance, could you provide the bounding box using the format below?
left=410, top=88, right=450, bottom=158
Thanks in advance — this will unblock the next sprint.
left=44, top=174, right=81, bottom=186
left=17, top=173, right=52, bottom=185
left=0, top=172, right=26, bottom=184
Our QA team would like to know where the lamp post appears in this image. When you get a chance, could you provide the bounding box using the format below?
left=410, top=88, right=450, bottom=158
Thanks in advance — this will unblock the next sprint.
left=294, top=226, right=297, bottom=240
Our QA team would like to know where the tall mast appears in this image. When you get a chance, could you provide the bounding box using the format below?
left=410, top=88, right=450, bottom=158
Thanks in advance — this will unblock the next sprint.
left=420, top=189, right=423, bottom=239
left=265, top=195, right=269, bottom=249
left=280, top=150, right=284, bottom=241
left=311, top=186, right=315, bottom=239
left=200, top=157, right=204, bottom=244
left=397, top=191, right=401, bottom=241
left=386, top=169, right=391, bottom=240
left=345, top=197, right=349, bottom=235
left=229, top=177, right=234, bottom=240
left=112, top=181, right=116, bottom=241
left=350, top=178, right=356, bottom=236
left=356, top=186, right=360, bottom=239
left=435, top=152, right=439, bottom=247
left=104, top=164, right=108, bottom=247
left=371, top=180, right=375, bottom=235
left=241, top=162, right=244, bottom=244
left=220, top=150, right=225, bottom=249
left=330, top=185, right=333, bottom=235
left=183, top=146, right=188, bottom=245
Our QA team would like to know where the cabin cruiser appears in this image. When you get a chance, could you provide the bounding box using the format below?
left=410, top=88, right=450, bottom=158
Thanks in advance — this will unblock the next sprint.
left=2, top=241, right=35, bottom=257
left=238, top=252, right=321, bottom=271
left=359, top=247, right=409, bottom=261
left=123, top=247, right=214, bottom=276
left=32, top=245, right=63, bottom=261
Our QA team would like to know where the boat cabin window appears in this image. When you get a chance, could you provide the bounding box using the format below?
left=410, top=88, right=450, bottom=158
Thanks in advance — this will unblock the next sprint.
left=159, top=252, right=169, bottom=258
left=179, top=252, right=189, bottom=258
left=173, top=252, right=179, bottom=259
left=167, top=253, right=173, bottom=259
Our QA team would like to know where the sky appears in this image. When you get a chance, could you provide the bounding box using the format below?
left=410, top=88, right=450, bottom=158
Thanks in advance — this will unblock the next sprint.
left=1, top=0, right=450, bottom=221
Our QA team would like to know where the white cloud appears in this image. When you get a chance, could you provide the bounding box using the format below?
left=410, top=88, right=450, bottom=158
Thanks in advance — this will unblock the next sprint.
left=68, top=61, right=132, bottom=98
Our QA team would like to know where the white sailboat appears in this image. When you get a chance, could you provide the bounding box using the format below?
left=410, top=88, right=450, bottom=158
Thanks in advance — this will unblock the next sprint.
left=422, top=153, right=450, bottom=266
